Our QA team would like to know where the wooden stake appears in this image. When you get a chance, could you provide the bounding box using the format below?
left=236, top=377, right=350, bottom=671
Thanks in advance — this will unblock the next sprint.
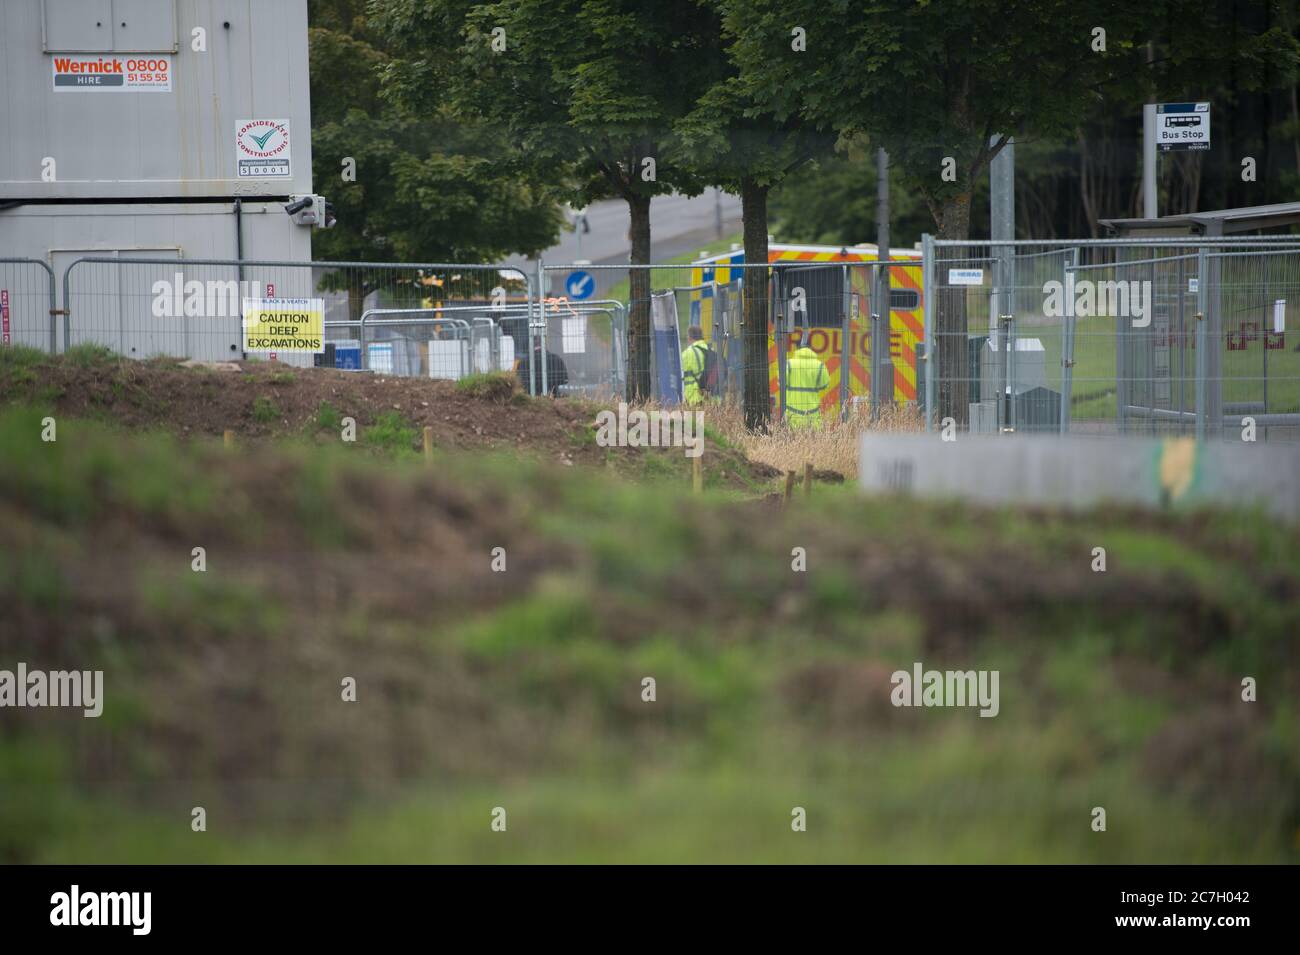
left=803, top=462, right=814, bottom=497
left=783, top=470, right=795, bottom=506
left=692, top=453, right=703, bottom=494
left=223, top=429, right=233, bottom=449
left=423, top=426, right=434, bottom=464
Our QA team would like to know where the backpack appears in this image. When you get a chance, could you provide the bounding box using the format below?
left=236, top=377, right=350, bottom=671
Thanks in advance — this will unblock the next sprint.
left=695, top=342, right=719, bottom=395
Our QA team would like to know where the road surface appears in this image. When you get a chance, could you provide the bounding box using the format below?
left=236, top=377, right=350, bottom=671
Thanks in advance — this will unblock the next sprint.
left=504, top=189, right=743, bottom=299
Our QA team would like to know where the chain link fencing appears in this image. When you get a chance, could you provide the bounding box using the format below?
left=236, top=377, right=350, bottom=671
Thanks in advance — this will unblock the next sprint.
left=923, top=236, right=1300, bottom=442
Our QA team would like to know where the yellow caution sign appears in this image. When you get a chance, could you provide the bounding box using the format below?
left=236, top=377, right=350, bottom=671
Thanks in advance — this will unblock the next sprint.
left=241, top=297, right=324, bottom=353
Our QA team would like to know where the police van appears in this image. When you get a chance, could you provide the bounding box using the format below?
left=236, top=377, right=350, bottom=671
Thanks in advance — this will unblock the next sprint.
left=688, top=243, right=925, bottom=414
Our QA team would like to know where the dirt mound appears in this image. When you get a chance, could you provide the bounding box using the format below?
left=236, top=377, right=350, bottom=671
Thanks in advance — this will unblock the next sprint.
left=0, top=349, right=774, bottom=490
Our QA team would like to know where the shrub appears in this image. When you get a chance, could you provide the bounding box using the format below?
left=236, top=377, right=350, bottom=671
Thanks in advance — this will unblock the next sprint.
left=455, top=372, right=517, bottom=403
left=251, top=396, right=279, bottom=423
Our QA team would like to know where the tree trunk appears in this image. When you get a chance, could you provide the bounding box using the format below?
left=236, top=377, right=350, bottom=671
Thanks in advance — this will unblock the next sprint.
left=1078, top=129, right=1099, bottom=237
left=348, top=276, right=368, bottom=364
left=933, top=191, right=973, bottom=428
left=348, top=276, right=366, bottom=324
left=1292, top=84, right=1300, bottom=175
left=625, top=193, right=653, bottom=401
left=740, top=177, right=771, bottom=431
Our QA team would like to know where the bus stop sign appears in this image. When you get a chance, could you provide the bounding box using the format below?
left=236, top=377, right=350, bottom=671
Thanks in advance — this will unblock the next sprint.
left=1157, top=103, right=1210, bottom=152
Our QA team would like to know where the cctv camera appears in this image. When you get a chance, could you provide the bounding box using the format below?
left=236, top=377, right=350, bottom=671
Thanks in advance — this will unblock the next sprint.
left=284, top=195, right=313, bottom=215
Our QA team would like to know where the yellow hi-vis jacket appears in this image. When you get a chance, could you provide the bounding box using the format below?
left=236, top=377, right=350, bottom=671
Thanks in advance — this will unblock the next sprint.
left=681, top=340, right=711, bottom=406
left=786, top=346, right=829, bottom=429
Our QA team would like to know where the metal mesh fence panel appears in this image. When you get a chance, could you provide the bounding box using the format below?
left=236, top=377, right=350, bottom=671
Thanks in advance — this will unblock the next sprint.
left=0, top=258, right=56, bottom=352
left=1207, top=247, right=1300, bottom=441
left=61, top=257, right=532, bottom=372
left=542, top=259, right=923, bottom=424
left=61, top=244, right=1298, bottom=439
left=533, top=298, right=624, bottom=398
left=927, top=247, right=999, bottom=432
left=926, top=237, right=1300, bottom=441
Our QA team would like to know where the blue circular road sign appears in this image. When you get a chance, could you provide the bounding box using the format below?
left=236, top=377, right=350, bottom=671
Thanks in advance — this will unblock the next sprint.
left=566, top=270, right=595, bottom=301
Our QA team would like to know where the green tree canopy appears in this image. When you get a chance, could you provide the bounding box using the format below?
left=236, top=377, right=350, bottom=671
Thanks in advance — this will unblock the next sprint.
left=769, top=141, right=933, bottom=249
left=309, top=0, right=564, bottom=273
left=668, top=38, right=836, bottom=426
left=374, top=0, right=728, bottom=398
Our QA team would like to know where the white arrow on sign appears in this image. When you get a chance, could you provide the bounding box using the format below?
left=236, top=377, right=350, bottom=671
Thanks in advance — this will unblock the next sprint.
left=566, top=271, right=594, bottom=300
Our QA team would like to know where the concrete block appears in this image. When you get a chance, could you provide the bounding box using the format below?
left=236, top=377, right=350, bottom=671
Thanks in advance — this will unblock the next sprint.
left=859, top=433, right=1300, bottom=520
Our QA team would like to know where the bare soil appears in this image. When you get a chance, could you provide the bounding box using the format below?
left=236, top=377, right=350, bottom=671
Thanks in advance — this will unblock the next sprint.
left=1, top=354, right=782, bottom=490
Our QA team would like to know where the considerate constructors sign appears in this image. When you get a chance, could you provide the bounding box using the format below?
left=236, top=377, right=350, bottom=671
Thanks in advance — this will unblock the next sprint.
left=241, top=298, right=324, bottom=354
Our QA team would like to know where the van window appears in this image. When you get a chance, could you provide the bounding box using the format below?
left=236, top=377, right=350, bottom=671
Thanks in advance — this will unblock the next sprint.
left=890, top=288, right=921, bottom=311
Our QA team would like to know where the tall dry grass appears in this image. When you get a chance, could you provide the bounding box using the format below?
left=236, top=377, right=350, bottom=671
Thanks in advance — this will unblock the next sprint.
left=603, top=396, right=924, bottom=479
left=706, top=399, right=923, bottom=478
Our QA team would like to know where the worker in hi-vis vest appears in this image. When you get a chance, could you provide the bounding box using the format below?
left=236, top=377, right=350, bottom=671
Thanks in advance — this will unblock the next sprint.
left=784, top=338, right=830, bottom=429
left=680, top=325, right=715, bottom=406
